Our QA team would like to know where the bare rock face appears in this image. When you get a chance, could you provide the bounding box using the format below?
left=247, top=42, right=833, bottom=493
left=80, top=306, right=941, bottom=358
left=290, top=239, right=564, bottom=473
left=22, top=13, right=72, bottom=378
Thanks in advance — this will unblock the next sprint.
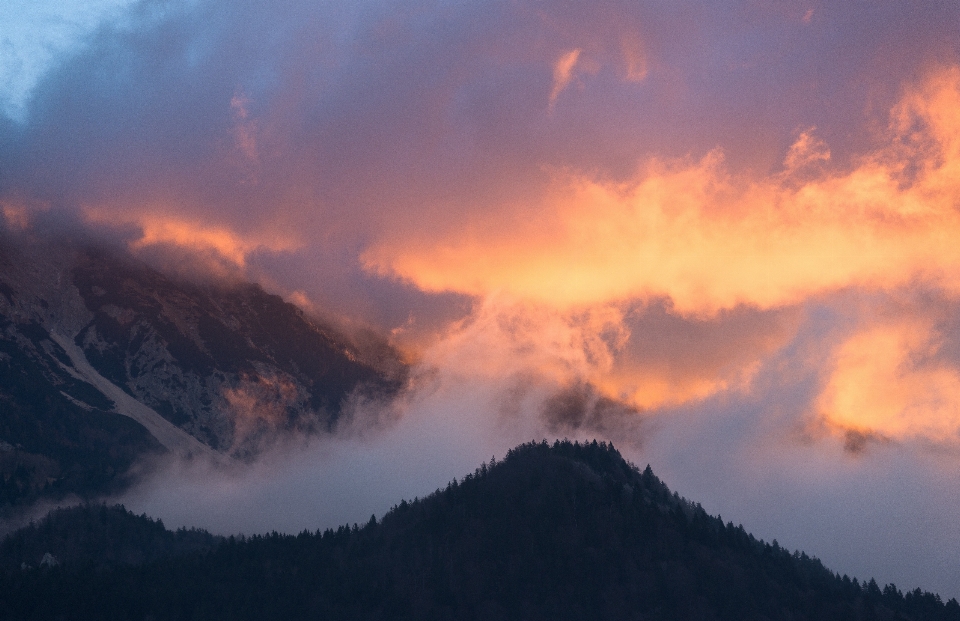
left=0, top=232, right=405, bottom=509
left=69, top=248, right=404, bottom=455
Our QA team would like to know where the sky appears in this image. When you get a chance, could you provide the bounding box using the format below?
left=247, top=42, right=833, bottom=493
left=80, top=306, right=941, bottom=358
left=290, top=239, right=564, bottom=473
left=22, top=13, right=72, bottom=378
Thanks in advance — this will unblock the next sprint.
left=3, top=0, right=960, bottom=599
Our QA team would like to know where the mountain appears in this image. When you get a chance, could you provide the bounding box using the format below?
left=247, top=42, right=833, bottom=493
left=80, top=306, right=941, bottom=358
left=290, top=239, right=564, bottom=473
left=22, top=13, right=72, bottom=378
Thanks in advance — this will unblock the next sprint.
left=0, top=231, right=405, bottom=511
left=1, top=440, right=957, bottom=620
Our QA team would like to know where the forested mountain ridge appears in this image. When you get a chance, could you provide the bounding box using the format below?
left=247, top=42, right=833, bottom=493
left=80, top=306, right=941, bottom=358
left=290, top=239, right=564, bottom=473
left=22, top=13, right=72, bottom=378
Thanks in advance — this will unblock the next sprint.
left=2, top=440, right=956, bottom=620
left=0, top=231, right=405, bottom=511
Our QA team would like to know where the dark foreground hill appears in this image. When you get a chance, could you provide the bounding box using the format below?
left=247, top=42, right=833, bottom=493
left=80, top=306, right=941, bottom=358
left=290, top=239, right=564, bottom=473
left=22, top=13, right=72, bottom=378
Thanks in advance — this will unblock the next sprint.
left=2, top=441, right=957, bottom=621
left=0, top=504, right=221, bottom=571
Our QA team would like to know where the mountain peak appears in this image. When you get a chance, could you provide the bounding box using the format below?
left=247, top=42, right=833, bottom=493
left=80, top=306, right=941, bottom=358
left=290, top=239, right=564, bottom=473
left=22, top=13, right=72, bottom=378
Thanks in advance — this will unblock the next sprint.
left=0, top=233, right=406, bottom=511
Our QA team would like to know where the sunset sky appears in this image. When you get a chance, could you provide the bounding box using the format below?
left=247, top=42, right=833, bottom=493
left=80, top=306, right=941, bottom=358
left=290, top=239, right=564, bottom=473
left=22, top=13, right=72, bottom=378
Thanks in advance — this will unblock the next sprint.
left=3, top=0, right=960, bottom=599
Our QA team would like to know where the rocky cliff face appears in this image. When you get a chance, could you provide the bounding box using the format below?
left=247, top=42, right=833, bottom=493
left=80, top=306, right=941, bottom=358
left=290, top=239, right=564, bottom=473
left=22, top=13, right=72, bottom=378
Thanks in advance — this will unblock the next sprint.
left=68, top=248, right=403, bottom=453
left=0, top=232, right=405, bottom=509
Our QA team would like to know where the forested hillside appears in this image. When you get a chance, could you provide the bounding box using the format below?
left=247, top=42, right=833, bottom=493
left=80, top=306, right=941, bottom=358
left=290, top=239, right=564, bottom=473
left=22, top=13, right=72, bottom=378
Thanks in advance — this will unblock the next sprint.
left=2, top=441, right=957, bottom=620
left=1, top=504, right=220, bottom=571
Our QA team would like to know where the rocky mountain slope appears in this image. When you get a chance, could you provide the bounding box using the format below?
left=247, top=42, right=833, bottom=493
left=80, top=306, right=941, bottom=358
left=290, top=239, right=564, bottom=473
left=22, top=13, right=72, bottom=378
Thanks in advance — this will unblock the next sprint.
left=1, top=441, right=956, bottom=620
left=0, top=231, right=405, bottom=510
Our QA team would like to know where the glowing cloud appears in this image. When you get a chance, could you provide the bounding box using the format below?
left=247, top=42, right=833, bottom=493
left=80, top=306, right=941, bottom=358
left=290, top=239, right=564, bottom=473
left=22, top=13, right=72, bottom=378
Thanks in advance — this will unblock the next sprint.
left=818, top=316, right=960, bottom=444
left=550, top=48, right=582, bottom=105
left=365, top=68, right=960, bottom=317
left=415, top=295, right=799, bottom=413
left=84, top=209, right=299, bottom=268
left=361, top=68, right=960, bottom=431
left=783, top=127, right=830, bottom=173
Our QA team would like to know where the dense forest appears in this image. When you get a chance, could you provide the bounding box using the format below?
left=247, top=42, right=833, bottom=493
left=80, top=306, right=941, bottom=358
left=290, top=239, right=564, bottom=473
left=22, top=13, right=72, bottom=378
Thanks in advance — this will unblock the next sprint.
left=0, top=503, right=220, bottom=571
left=1, top=440, right=957, bottom=620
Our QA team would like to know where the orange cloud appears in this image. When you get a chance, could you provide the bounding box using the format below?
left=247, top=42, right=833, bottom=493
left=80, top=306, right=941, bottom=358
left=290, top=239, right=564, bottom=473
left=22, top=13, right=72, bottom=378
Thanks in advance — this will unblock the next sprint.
left=605, top=303, right=800, bottom=409
left=419, top=296, right=797, bottom=412
left=84, top=209, right=299, bottom=268
left=421, top=297, right=618, bottom=384
left=549, top=48, right=582, bottom=105
left=364, top=67, right=960, bottom=317
left=361, top=67, right=960, bottom=439
left=818, top=315, right=960, bottom=444
left=783, top=126, right=830, bottom=173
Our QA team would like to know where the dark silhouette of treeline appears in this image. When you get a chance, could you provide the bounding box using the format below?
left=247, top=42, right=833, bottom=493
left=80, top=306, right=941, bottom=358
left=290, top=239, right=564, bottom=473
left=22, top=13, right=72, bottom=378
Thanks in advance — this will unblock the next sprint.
left=1, top=440, right=958, bottom=620
left=1, top=503, right=220, bottom=571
